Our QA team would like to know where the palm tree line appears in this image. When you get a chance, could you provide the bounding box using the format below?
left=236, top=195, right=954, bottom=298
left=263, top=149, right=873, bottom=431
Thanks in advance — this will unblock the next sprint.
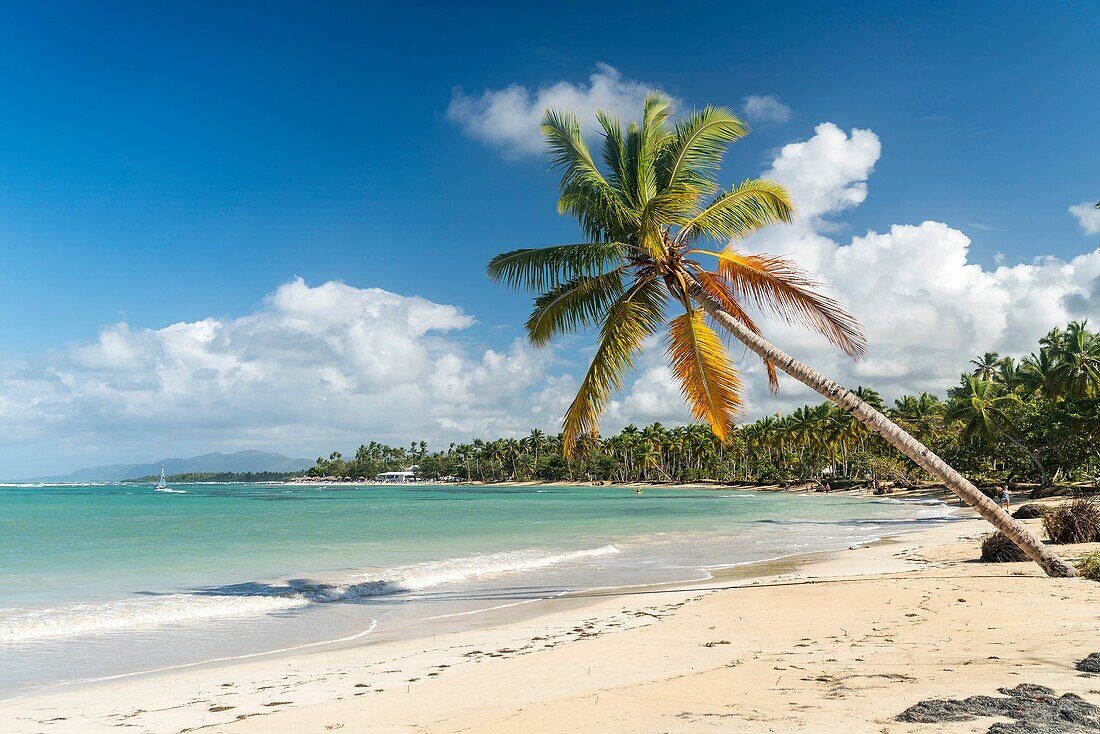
left=308, top=320, right=1098, bottom=490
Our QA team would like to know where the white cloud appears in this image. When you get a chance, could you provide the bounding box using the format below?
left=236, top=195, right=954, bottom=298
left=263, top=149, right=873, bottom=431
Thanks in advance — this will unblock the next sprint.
left=764, top=122, right=881, bottom=221
left=0, top=279, right=562, bottom=477
left=742, top=94, right=791, bottom=124
left=682, top=123, right=1100, bottom=417
left=7, top=122, right=1100, bottom=475
left=446, top=63, right=662, bottom=157
left=607, top=127, right=1100, bottom=425
left=1070, top=201, right=1100, bottom=235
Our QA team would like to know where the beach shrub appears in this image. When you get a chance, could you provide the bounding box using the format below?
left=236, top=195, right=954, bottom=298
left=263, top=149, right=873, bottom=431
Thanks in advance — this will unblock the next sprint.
left=979, top=532, right=1029, bottom=563
left=1041, top=496, right=1100, bottom=544
left=1012, top=503, right=1048, bottom=520
left=1077, top=552, right=1100, bottom=582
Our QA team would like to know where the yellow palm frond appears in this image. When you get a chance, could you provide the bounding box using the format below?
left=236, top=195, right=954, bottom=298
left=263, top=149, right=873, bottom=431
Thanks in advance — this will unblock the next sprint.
left=667, top=308, right=743, bottom=442
left=563, top=279, right=667, bottom=454
left=709, top=249, right=867, bottom=359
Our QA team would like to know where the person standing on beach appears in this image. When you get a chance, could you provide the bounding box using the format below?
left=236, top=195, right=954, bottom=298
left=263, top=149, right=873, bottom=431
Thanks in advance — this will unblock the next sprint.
left=997, top=484, right=1011, bottom=510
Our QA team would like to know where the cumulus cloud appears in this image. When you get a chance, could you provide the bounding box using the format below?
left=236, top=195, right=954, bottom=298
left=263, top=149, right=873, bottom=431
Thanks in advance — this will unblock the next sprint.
left=742, top=94, right=791, bottom=124
left=0, top=279, right=563, bottom=477
left=606, top=126, right=1100, bottom=425
left=7, top=121, right=1100, bottom=475
left=765, top=122, right=881, bottom=221
left=695, top=124, right=1100, bottom=415
left=1070, top=201, right=1100, bottom=235
left=446, top=63, right=662, bottom=157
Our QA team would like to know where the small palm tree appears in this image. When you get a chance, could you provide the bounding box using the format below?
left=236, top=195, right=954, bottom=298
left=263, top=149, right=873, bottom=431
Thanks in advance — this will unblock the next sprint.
left=970, top=351, right=1002, bottom=382
left=488, top=93, right=1073, bottom=577
left=996, top=356, right=1022, bottom=392
left=1047, top=320, right=1100, bottom=399
left=945, top=374, right=1047, bottom=484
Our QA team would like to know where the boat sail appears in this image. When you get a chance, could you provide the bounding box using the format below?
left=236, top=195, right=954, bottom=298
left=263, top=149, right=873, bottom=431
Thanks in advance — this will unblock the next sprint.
left=153, top=465, right=185, bottom=493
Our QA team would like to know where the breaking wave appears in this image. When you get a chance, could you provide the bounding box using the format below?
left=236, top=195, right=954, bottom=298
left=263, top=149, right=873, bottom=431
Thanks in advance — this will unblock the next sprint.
left=1, top=545, right=620, bottom=642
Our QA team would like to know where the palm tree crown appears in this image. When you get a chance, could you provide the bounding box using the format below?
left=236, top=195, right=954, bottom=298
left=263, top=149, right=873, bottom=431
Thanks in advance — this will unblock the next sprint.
left=488, top=93, right=866, bottom=452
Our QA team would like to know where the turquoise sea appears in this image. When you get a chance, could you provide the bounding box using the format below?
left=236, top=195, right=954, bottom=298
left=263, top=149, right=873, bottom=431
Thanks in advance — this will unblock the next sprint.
left=0, top=482, right=954, bottom=697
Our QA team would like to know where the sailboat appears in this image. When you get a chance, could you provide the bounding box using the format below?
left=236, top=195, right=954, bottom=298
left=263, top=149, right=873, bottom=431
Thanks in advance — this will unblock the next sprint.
left=154, top=465, right=185, bottom=493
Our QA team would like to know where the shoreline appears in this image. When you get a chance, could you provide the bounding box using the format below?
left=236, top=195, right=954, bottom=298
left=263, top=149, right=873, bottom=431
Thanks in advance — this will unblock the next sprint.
left=4, top=494, right=1097, bottom=733
left=0, top=497, right=923, bottom=700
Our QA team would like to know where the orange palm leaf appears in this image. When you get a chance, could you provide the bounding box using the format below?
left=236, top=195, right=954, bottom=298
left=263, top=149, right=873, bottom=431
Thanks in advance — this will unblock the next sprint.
left=707, top=249, right=867, bottom=359
left=692, top=269, right=780, bottom=393
left=667, top=309, right=743, bottom=442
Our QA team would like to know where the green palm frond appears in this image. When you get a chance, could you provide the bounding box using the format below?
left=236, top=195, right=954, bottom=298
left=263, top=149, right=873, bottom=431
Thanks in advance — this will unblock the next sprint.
left=526, top=269, right=625, bottom=347
left=677, top=179, right=794, bottom=245
left=596, top=110, right=630, bottom=204
left=563, top=279, right=668, bottom=452
left=639, top=189, right=701, bottom=237
left=541, top=107, right=604, bottom=184
left=944, top=375, right=1018, bottom=443
left=635, top=93, right=674, bottom=206
left=542, top=107, right=631, bottom=240
left=487, top=242, right=625, bottom=291
left=659, top=106, right=748, bottom=195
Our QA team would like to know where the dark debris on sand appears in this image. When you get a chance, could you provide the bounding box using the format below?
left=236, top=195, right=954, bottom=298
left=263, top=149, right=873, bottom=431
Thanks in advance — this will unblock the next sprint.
left=896, top=683, right=1100, bottom=733
left=1078, top=653, right=1100, bottom=674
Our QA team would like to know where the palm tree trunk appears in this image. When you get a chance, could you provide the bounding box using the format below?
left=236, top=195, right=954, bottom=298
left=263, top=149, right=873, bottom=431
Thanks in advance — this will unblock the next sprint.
left=1000, top=432, right=1049, bottom=486
left=687, top=278, right=1075, bottom=578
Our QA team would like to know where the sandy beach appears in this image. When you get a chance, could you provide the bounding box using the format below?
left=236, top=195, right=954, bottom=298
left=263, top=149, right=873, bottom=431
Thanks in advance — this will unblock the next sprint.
left=3, top=491, right=1097, bottom=734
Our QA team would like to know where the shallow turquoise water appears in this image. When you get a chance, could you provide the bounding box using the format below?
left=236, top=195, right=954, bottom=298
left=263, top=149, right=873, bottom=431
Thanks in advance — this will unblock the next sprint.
left=0, top=482, right=953, bottom=696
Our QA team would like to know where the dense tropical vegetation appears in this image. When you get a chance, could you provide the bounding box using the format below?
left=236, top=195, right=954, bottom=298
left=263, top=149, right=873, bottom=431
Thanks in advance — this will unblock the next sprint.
left=306, top=321, right=1099, bottom=488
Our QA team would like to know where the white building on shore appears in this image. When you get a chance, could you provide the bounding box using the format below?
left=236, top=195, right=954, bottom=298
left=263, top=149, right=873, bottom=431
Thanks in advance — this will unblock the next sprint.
left=374, top=467, right=417, bottom=483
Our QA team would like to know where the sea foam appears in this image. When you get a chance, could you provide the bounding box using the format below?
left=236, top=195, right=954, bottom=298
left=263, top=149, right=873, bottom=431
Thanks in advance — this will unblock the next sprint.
left=0, top=545, right=620, bottom=642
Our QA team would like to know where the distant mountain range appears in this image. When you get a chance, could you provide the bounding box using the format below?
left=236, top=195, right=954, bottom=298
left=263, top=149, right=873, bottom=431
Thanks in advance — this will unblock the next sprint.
left=14, top=450, right=315, bottom=483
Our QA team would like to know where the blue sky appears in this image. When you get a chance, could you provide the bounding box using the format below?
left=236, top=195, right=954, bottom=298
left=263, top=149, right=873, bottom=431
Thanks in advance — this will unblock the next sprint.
left=0, top=2, right=1097, bottom=475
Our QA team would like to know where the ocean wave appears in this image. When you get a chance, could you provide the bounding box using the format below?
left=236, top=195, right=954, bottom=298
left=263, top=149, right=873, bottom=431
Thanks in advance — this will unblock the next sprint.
left=879, top=497, right=949, bottom=506
left=0, top=545, right=620, bottom=642
left=0, top=594, right=311, bottom=642
left=0, top=482, right=122, bottom=488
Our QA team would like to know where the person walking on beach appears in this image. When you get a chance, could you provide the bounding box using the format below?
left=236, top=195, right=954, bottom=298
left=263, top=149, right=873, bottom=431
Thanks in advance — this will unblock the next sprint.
left=997, top=484, right=1011, bottom=510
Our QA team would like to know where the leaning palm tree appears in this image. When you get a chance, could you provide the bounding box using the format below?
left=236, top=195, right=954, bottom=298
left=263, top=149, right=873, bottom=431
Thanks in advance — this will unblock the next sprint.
left=487, top=93, right=1073, bottom=577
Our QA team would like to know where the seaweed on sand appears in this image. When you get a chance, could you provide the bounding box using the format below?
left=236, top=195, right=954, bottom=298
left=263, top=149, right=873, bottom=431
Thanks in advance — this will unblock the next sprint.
left=897, top=683, right=1100, bottom=733
left=1012, top=503, right=1048, bottom=519
left=1042, top=496, right=1100, bottom=544
left=979, top=532, right=1029, bottom=563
